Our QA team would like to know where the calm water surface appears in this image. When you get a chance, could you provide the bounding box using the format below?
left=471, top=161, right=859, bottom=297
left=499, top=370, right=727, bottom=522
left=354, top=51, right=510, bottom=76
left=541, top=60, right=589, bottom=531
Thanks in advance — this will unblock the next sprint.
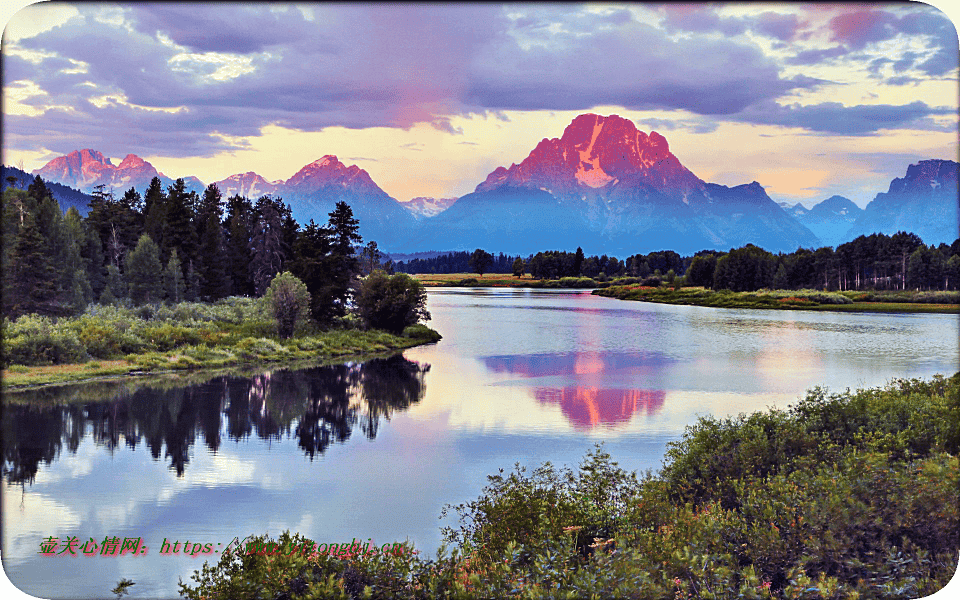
left=4, top=289, right=958, bottom=598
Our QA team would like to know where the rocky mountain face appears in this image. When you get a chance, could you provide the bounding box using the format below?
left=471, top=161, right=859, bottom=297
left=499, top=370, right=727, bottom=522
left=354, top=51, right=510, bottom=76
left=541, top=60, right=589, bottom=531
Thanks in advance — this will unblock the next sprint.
left=402, top=197, right=458, bottom=219
left=845, top=159, right=958, bottom=245
left=213, top=172, right=283, bottom=198
left=412, top=114, right=819, bottom=254
left=277, top=155, right=419, bottom=250
left=34, top=151, right=418, bottom=250
left=33, top=149, right=206, bottom=195
left=779, top=195, right=864, bottom=248
left=30, top=126, right=956, bottom=255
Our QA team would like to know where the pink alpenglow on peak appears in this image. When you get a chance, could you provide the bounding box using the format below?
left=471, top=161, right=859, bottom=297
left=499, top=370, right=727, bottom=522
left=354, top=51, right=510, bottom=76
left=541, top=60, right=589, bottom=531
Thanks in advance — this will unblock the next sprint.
left=34, top=149, right=162, bottom=191
left=284, top=155, right=385, bottom=195
left=475, top=114, right=701, bottom=196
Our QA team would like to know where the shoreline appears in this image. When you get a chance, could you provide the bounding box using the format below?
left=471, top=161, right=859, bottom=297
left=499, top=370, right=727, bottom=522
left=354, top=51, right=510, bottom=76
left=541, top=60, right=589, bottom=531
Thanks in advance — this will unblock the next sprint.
left=2, top=328, right=441, bottom=391
left=592, top=286, right=960, bottom=314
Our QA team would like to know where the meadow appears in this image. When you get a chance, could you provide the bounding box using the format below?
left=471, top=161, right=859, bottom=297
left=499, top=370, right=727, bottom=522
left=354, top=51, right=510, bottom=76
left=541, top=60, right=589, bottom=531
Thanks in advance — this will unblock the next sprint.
left=2, top=298, right=440, bottom=388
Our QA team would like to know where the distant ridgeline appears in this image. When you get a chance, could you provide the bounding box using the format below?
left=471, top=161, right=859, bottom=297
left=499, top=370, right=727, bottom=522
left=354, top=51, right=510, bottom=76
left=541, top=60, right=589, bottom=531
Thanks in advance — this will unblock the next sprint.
left=17, top=115, right=959, bottom=256
left=2, top=165, right=94, bottom=216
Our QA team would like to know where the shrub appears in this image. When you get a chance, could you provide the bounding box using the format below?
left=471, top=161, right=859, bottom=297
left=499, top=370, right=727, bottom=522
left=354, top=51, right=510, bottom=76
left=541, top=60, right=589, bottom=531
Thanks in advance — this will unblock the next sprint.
left=641, top=275, right=662, bottom=287
left=3, top=315, right=87, bottom=366
left=356, top=270, right=430, bottom=334
left=558, top=277, right=597, bottom=288
left=263, top=272, right=311, bottom=338
left=401, top=324, right=441, bottom=341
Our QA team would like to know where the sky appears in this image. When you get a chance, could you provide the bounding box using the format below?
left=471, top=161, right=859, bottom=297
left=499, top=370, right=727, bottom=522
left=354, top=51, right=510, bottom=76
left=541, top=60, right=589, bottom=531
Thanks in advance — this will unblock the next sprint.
left=2, top=2, right=958, bottom=208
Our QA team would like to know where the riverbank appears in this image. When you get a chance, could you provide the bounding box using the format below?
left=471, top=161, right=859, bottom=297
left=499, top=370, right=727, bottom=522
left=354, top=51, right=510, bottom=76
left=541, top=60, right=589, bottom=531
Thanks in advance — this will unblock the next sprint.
left=181, top=373, right=960, bottom=600
left=594, top=285, right=960, bottom=313
left=2, top=299, right=441, bottom=389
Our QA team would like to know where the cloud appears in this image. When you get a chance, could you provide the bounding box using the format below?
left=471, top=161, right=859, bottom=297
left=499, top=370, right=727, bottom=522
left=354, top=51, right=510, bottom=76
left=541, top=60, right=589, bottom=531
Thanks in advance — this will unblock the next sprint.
left=784, top=46, right=849, bottom=66
left=754, top=12, right=802, bottom=42
left=128, top=5, right=320, bottom=54
left=4, top=4, right=956, bottom=159
left=467, top=17, right=822, bottom=116
left=731, top=100, right=956, bottom=135
left=657, top=6, right=746, bottom=36
left=828, top=10, right=899, bottom=50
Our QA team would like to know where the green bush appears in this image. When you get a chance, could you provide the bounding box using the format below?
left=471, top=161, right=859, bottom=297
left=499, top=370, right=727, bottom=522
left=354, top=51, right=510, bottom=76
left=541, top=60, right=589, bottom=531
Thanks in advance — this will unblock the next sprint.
left=3, top=315, right=87, bottom=365
left=356, top=271, right=430, bottom=334
left=263, top=272, right=311, bottom=338
left=558, top=277, right=598, bottom=288
left=401, top=324, right=441, bottom=342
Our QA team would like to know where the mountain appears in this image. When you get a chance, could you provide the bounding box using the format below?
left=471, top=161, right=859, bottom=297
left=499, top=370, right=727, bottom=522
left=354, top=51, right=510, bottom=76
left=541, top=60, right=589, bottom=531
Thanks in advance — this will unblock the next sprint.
left=213, top=172, right=283, bottom=198
left=402, top=197, right=458, bottom=219
left=34, top=151, right=419, bottom=251
left=33, top=149, right=206, bottom=195
left=279, top=155, right=419, bottom=250
left=845, top=159, right=958, bottom=245
left=2, top=165, right=95, bottom=216
left=778, top=201, right=809, bottom=219
left=779, top=195, right=863, bottom=248
left=412, top=113, right=819, bottom=255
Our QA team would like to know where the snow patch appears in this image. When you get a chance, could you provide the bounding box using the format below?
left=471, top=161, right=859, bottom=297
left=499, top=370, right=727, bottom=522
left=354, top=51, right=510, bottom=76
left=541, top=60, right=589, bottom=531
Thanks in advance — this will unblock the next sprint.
left=576, top=116, right=614, bottom=188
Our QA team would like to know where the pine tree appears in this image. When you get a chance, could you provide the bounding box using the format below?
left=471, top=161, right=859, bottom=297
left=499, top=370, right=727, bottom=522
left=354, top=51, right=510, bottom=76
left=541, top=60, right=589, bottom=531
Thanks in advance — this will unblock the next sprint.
left=125, top=234, right=163, bottom=305
left=186, top=260, right=201, bottom=302
left=101, top=263, right=125, bottom=303
left=162, top=178, right=198, bottom=268
left=225, top=195, right=255, bottom=296
left=250, top=198, right=287, bottom=295
left=196, top=185, right=229, bottom=300
left=772, top=262, right=789, bottom=290
left=10, top=211, right=59, bottom=316
left=163, top=248, right=186, bottom=303
left=143, top=177, right=167, bottom=248
left=324, top=202, right=361, bottom=318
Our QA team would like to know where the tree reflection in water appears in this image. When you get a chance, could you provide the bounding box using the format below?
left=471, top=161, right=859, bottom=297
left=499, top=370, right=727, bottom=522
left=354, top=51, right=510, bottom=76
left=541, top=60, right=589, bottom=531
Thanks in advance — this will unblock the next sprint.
left=2, top=354, right=429, bottom=483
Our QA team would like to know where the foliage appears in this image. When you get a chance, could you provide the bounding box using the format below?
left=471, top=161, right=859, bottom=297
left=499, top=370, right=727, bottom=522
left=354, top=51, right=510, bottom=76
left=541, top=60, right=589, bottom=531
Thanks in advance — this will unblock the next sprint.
left=2, top=314, right=87, bottom=366
left=176, top=375, right=959, bottom=600
left=356, top=270, right=430, bottom=334
left=263, top=272, right=311, bottom=338
left=470, top=248, right=494, bottom=276
left=125, top=234, right=163, bottom=305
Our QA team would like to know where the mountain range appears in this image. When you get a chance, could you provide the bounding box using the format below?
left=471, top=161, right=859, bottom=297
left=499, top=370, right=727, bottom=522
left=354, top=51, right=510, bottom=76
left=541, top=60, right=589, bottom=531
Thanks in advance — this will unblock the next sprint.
left=16, top=114, right=960, bottom=254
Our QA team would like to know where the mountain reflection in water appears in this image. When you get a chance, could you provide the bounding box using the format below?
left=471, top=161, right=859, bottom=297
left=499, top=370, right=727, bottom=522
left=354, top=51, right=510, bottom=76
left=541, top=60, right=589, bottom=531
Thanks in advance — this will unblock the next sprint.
left=534, top=387, right=666, bottom=430
left=481, top=351, right=669, bottom=429
left=2, top=354, right=428, bottom=483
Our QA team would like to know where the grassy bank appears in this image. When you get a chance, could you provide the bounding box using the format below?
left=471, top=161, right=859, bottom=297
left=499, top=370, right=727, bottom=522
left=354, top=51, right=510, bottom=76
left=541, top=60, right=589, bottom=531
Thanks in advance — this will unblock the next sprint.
left=594, top=286, right=960, bottom=313
left=180, top=374, right=959, bottom=599
left=413, top=273, right=601, bottom=288
left=2, top=298, right=441, bottom=389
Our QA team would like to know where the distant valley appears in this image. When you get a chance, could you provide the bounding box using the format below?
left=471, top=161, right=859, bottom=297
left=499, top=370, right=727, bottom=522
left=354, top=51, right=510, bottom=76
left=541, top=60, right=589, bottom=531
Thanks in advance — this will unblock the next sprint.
left=6, top=113, right=958, bottom=255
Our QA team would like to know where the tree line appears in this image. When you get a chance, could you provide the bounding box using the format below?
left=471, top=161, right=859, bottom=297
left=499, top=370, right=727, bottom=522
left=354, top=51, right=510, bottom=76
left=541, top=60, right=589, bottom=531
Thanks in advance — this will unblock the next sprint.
left=1, top=175, right=387, bottom=322
left=397, top=234, right=960, bottom=292
left=394, top=250, right=520, bottom=275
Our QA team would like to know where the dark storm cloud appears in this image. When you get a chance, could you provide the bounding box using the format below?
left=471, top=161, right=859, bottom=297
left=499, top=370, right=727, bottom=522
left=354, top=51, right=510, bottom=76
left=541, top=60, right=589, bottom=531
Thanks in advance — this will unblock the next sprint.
left=732, top=101, right=955, bottom=135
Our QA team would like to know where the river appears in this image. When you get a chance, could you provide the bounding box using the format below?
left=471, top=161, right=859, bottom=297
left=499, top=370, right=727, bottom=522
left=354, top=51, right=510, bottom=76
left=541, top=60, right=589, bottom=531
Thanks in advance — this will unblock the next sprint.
left=3, top=288, right=957, bottom=598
